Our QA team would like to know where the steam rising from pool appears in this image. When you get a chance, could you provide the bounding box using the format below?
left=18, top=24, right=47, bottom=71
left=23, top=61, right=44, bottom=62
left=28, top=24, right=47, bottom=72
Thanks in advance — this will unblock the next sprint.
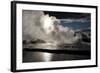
left=23, top=10, right=81, bottom=46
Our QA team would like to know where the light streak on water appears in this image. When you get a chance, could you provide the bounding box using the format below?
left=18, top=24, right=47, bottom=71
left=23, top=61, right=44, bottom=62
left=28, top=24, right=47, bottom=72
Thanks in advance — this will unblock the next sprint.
left=42, top=53, right=52, bottom=62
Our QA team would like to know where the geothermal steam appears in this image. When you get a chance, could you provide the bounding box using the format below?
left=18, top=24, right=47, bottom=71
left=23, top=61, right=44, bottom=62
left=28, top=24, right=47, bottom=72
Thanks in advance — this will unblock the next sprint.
left=22, top=10, right=81, bottom=46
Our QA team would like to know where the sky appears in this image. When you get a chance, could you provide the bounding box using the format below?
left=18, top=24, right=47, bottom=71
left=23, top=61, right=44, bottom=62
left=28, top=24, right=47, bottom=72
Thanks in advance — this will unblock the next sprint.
left=44, top=11, right=90, bottom=19
left=44, top=11, right=91, bottom=30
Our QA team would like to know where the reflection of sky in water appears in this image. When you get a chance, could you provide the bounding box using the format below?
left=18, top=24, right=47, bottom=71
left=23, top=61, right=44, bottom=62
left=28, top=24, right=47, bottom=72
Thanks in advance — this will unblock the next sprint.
left=61, top=20, right=90, bottom=30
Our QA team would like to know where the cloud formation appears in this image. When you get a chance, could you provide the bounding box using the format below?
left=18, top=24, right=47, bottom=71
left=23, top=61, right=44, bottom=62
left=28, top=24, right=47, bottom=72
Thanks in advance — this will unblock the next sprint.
left=22, top=10, right=81, bottom=45
left=60, top=18, right=90, bottom=23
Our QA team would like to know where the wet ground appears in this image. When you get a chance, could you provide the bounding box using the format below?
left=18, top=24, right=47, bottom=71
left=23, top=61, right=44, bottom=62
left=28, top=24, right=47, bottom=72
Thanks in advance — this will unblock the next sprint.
left=23, top=43, right=91, bottom=63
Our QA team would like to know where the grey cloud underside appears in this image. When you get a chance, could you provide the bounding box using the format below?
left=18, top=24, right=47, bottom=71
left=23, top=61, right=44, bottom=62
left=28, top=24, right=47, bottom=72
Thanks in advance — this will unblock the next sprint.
left=60, top=18, right=90, bottom=23
left=22, top=10, right=81, bottom=46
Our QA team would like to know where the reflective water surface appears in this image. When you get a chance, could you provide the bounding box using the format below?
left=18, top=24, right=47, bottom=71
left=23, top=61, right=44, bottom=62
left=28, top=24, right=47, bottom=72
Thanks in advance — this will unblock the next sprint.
left=23, top=43, right=90, bottom=63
